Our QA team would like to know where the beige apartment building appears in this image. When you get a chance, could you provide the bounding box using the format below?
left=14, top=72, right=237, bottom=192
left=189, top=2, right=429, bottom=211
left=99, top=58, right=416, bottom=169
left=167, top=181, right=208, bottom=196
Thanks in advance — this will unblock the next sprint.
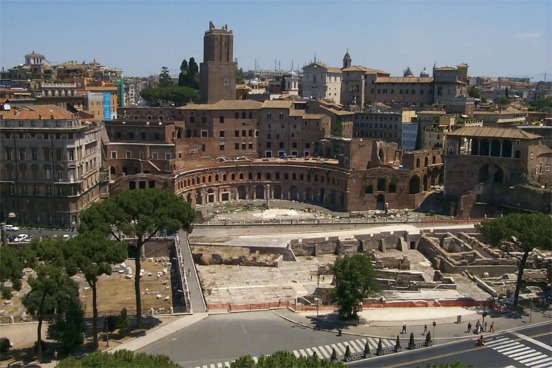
left=302, top=60, right=342, bottom=103
left=0, top=105, right=101, bottom=227
left=258, top=100, right=331, bottom=158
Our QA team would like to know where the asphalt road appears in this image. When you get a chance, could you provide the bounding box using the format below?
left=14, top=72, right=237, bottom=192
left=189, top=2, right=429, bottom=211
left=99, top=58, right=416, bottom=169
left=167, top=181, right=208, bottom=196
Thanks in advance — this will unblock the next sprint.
left=138, top=310, right=394, bottom=368
left=349, top=324, right=552, bottom=368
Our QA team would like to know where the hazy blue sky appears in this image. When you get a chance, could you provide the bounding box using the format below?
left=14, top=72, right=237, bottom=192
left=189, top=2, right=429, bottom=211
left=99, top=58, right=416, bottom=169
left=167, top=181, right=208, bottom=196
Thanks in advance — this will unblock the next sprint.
left=1, top=0, right=550, bottom=80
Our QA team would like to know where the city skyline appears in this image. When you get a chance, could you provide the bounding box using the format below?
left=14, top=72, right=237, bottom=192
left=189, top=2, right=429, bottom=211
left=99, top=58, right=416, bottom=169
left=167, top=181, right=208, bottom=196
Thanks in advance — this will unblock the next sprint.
left=0, top=0, right=550, bottom=81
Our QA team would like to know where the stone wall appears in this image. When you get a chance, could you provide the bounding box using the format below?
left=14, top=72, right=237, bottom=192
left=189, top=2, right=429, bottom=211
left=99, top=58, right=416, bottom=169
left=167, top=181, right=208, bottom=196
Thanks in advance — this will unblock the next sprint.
left=191, top=245, right=282, bottom=267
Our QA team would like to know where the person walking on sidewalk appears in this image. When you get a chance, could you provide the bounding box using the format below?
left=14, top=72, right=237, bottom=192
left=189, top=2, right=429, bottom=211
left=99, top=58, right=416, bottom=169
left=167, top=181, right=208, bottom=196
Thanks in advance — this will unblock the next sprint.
left=401, top=323, right=407, bottom=334
left=422, top=324, right=427, bottom=335
left=467, top=322, right=472, bottom=333
left=490, top=322, right=495, bottom=332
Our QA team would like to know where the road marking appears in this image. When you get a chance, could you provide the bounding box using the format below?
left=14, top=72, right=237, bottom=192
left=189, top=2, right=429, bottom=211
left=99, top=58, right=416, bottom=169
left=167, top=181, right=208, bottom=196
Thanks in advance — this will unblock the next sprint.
left=512, top=331, right=552, bottom=352
left=518, top=353, right=548, bottom=363
left=349, top=339, right=363, bottom=351
left=298, top=348, right=307, bottom=357
left=292, top=350, right=300, bottom=358
left=507, top=347, right=533, bottom=358
left=305, top=347, right=313, bottom=356
left=531, top=358, right=552, bottom=368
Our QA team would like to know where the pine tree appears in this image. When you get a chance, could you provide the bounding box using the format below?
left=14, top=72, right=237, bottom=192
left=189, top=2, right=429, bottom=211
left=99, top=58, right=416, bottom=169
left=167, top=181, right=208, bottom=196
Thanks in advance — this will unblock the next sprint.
left=331, top=347, right=337, bottom=361
left=345, top=345, right=351, bottom=358
left=364, top=341, right=371, bottom=357
left=395, top=335, right=401, bottom=352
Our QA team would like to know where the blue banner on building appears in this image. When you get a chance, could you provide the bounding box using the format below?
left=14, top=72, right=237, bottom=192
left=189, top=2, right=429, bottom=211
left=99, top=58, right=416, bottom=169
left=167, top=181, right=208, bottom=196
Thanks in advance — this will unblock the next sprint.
left=103, top=92, right=111, bottom=120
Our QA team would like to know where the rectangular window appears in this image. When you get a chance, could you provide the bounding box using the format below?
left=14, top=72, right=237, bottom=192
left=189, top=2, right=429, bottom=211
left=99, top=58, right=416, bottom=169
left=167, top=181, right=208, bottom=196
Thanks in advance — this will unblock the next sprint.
left=126, top=151, right=132, bottom=159
left=139, top=152, right=145, bottom=160
left=33, top=185, right=39, bottom=195
left=219, top=131, right=225, bottom=138
left=19, top=148, right=26, bottom=160
left=152, top=152, right=158, bottom=160
left=165, top=153, right=172, bottom=160
left=111, top=151, right=117, bottom=159
left=201, top=130, right=208, bottom=138
left=21, top=185, right=27, bottom=195
left=219, top=116, right=224, bottom=124
left=6, top=148, right=13, bottom=160
left=234, top=130, right=239, bottom=137
left=235, top=143, right=239, bottom=149
left=219, top=143, right=225, bottom=151
left=279, top=112, right=284, bottom=120
left=267, top=112, right=272, bottom=120
left=32, top=148, right=39, bottom=160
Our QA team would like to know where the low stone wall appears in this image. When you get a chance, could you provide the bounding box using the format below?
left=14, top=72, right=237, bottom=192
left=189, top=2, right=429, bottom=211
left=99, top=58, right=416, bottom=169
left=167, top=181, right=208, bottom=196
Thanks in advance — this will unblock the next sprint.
left=191, top=245, right=283, bottom=267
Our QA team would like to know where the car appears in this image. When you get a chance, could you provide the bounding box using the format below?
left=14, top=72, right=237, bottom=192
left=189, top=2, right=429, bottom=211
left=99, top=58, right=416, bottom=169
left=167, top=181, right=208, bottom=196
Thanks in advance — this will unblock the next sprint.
left=13, top=234, right=30, bottom=242
left=4, top=224, right=19, bottom=231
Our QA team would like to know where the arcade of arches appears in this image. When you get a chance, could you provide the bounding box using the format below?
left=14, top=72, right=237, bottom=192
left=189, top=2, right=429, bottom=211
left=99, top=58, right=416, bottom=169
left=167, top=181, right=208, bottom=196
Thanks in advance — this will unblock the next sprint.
left=109, top=162, right=442, bottom=212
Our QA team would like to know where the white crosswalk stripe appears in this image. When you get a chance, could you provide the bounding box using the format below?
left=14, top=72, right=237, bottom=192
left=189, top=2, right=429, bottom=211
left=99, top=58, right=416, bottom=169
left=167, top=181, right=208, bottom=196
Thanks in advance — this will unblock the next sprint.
left=488, top=337, right=552, bottom=368
left=519, top=353, right=549, bottom=364
left=189, top=337, right=393, bottom=368
left=531, top=358, right=552, bottom=368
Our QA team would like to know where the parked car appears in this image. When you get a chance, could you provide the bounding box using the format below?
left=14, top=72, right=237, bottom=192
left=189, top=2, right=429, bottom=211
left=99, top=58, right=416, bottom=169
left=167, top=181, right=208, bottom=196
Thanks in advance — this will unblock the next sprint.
left=4, top=224, right=19, bottom=231
left=13, top=234, right=30, bottom=242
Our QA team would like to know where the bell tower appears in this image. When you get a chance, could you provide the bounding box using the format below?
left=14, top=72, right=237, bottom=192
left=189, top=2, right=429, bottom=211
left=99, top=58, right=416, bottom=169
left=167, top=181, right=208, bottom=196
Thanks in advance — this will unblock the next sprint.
left=199, top=22, right=237, bottom=103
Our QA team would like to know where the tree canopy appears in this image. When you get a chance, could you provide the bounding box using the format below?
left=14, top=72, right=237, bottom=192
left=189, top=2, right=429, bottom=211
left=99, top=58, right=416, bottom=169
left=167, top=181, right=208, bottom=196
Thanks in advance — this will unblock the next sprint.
left=63, top=231, right=127, bottom=349
left=528, top=96, right=552, bottom=112
left=331, top=253, right=379, bottom=319
left=476, top=213, right=552, bottom=306
left=230, top=350, right=345, bottom=368
left=79, top=188, right=195, bottom=328
left=178, top=57, right=199, bottom=89
left=56, top=350, right=181, bottom=368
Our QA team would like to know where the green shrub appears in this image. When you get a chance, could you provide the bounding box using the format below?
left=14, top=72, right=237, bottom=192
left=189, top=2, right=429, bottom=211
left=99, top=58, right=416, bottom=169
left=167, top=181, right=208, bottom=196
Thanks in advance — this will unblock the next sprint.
left=1, top=287, right=12, bottom=300
left=0, top=337, right=11, bottom=354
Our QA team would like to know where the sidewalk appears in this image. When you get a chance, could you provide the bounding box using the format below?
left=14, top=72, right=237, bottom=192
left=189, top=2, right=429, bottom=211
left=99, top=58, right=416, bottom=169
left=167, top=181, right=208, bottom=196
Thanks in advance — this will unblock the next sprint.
left=274, top=305, right=552, bottom=343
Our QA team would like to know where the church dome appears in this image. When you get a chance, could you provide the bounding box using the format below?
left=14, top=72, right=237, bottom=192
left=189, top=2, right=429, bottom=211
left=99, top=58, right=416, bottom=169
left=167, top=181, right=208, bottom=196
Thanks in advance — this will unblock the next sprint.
left=286, top=70, right=298, bottom=78
left=403, top=67, right=414, bottom=77
left=420, top=67, right=429, bottom=77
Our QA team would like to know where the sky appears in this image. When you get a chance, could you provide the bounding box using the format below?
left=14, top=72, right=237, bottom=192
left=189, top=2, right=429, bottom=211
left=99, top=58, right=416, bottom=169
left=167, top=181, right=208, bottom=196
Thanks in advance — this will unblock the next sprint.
left=1, top=0, right=550, bottom=81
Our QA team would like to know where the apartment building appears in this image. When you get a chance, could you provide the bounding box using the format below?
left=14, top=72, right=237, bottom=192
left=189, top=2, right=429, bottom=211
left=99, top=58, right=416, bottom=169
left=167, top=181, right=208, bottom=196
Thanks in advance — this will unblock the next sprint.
left=258, top=100, right=330, bottom=158
left=353, top=110, right=417, bottom=147
left=178, top=100, right=262, bottom=159
left=0, top=104, right=101, bottom=227
left=302, top=60, right=342, bottom=103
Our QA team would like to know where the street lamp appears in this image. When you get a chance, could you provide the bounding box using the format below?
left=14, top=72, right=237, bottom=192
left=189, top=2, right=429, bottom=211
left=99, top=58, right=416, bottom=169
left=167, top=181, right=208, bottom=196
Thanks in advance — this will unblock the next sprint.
left=315, top=297, right=320, bottom=318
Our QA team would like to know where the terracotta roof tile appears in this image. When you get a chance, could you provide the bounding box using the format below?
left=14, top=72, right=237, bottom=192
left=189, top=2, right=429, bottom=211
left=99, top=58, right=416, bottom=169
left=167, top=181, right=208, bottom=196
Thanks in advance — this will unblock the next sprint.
left=0, top=104, right=74, bottom=120
left=447, top=126, right=542, bottom=140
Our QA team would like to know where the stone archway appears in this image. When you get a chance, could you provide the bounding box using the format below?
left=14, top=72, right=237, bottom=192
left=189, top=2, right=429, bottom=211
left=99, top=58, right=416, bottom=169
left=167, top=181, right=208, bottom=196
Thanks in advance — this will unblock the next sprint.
left=376, top=194, right=385, bottom=210
left=290, top=186, right=299, bottom=201
left=409, top=176, right=421, bottom=194
left=237, top=185, right=247, bottom=200
left=255, top=185, right=264, bottom=199
left=273, top=185, right=282, bottom=199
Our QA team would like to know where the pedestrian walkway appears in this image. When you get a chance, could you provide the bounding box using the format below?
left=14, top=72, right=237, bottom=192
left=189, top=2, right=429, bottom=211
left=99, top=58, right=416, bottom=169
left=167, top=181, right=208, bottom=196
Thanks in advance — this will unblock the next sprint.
left=188, top=336, right=394, bottom=368
left=486, top=336, right=552, bottom=368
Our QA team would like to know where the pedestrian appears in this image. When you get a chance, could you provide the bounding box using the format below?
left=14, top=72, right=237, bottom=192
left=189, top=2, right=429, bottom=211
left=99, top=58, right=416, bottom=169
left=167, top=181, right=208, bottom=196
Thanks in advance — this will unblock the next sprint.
left=484, top=321, right=488, bottom=332
left=490, top=322, right=494, bottom=332
left=467, top=322, right=472, bottom=333
left=422, top=324, right=427, bottom=335
left=401, top=323, right=407, bottom=334
left=476, top=319, right=481, bottom=329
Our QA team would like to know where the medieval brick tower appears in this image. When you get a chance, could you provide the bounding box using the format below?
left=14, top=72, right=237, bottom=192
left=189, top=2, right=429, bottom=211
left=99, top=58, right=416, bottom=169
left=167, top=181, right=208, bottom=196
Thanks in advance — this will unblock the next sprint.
left=199, top=22, right=236, bottom=103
